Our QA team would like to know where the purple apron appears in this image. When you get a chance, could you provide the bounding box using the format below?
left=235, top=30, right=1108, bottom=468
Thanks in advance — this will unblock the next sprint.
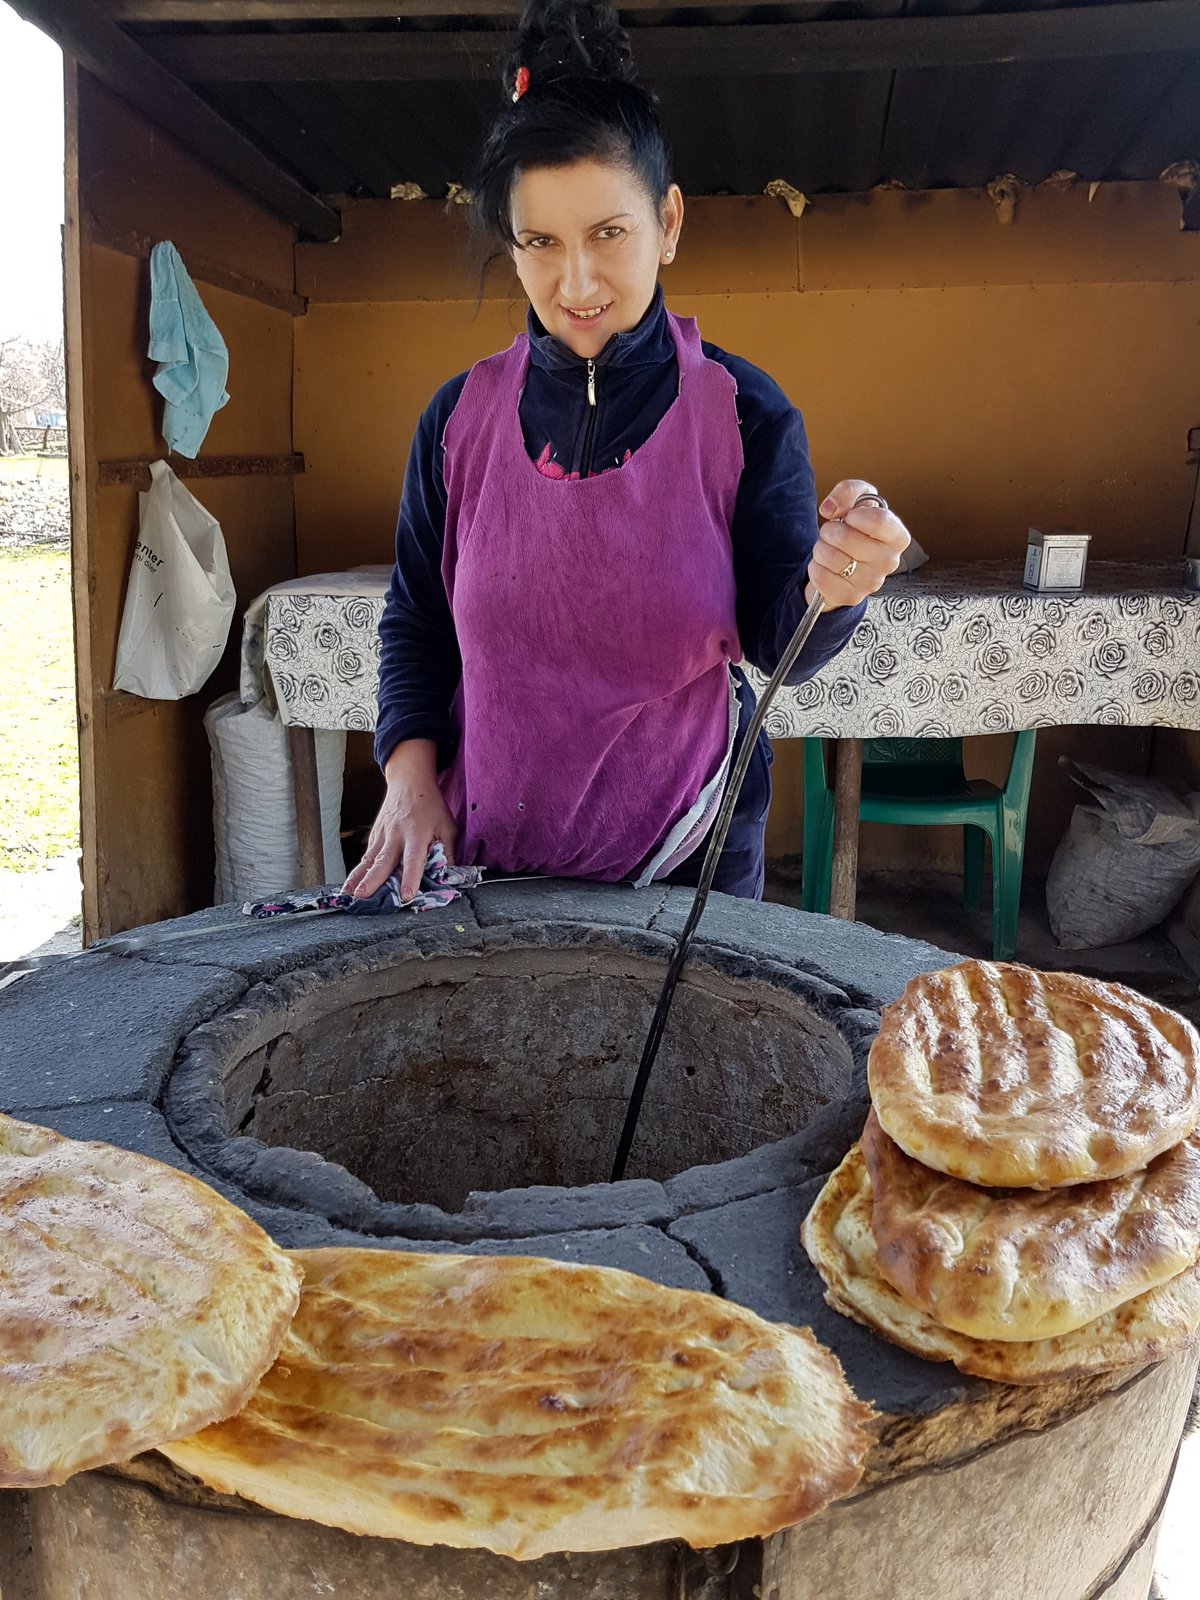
left=440, top=312, right=743, bottom=881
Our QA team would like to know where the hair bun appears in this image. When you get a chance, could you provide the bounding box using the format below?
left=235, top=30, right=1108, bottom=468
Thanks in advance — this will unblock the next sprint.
left=476, top=0, right=670, bottom=245
left=511, top=0, right=636, bottom=91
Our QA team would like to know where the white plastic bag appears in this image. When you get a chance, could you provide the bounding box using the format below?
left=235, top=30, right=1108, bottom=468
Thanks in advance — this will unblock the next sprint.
left=205, top=693, right=347, bottom=903
left=113, top=459, right=236, bottom=698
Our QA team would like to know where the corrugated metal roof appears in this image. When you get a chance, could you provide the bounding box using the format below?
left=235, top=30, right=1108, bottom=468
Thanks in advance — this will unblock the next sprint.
left=102, top=2, right=1200, bottom=205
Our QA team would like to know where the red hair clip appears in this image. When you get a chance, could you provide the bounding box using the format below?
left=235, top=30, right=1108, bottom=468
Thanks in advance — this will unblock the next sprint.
left=513, top=65, right=531, bottom=103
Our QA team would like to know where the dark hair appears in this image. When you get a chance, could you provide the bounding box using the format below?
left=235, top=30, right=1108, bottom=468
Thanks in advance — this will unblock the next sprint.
left=471, top=0, right=673, bottom=248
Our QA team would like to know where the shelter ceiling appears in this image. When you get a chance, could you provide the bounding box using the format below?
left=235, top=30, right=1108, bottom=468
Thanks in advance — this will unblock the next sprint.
left=17, top=2, right=1200, bottom=234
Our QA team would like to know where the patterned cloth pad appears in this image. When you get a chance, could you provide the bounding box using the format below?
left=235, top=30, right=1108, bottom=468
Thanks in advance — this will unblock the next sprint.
left=244, top=843, right=484, bottom=919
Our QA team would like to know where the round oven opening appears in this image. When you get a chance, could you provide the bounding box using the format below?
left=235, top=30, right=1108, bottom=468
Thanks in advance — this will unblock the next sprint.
left=216, top=940, right=853, bottom=1212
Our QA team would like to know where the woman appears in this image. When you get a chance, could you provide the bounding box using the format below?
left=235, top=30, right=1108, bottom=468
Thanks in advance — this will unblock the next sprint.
left=347, top=0, right=910, bottom=905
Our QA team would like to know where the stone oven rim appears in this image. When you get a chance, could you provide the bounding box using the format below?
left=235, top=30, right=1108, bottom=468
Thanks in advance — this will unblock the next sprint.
left=6, top=879, right=1164, bottom=1493
left=160, top=917, right=868, bottom=1249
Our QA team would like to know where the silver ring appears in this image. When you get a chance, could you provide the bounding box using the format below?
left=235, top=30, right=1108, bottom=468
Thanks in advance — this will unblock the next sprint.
left=853, top=492, right=888, bottom=511
left=840, top=558, right=859, bottom=581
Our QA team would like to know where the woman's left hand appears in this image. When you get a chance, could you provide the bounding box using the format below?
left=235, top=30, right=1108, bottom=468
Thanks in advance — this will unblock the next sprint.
left=805, top=479, right=912, bottom=610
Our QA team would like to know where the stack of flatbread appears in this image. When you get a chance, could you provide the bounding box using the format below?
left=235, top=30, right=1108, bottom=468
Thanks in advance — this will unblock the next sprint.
left=802, top=960, right=1200, bottom=1383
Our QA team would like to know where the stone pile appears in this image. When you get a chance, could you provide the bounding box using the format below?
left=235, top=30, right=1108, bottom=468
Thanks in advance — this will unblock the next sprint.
left=0, top=472, right=71, bottom=548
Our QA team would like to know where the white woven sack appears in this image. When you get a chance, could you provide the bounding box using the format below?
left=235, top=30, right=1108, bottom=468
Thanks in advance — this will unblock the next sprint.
left=205, top=693, right=347, bottom=904
left=1046, top=758, right=1200, bottom=949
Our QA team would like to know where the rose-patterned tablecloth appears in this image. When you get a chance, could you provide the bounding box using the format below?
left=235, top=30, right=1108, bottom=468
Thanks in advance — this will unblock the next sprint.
left=248, top=567, right=391, bottom=730
left=254, top=560, right=1200, bottom=738
left=752, top=560, right=1200, bottom=740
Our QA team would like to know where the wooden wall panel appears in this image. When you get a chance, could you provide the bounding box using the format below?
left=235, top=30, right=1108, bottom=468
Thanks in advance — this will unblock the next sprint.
left=90, top=480, right=296, bottom=695
left=294, top=184, right=1199, bottom=880
left=63, top=89, right=1200, bottom=928
left=297, top=200, right=488, bottom=305
left=670, top=281, right=1200, bottom=564
left=294, top=274, right=1200, bottom=571
left=294, top=299, right=524, bottom=571
left=293, top=195, right=799, bottom=304
left=87, top=248, right=294, bottom=464
left=69, top=69, right=299, bottom=938
left=84, top=478, right=294, bottom=936
left=799, top=184, right=1199, bottom=291
left=77, top=75, right=295, bottom=296
left=100, top=702, right=215, bottom=931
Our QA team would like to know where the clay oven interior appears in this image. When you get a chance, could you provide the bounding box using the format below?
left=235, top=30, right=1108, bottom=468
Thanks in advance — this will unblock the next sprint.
left=215, top=938, right=853, bottom=1211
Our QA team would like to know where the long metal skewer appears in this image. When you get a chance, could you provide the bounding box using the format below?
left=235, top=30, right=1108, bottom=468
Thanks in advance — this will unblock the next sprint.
left=611, top=488, right=890, bottom=1182
left=609, top=588, right=828, bottom=1182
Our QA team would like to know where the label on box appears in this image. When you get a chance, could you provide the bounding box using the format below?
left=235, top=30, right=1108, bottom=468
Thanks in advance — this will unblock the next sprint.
left=1043, top=546, right=1085, bottom=589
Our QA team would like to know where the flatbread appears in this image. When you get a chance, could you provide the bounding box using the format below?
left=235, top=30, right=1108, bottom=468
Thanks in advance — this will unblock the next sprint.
left=801, top=1144, right=1200, bottom=1385
left=0, top=1114, right=301, bottom=1488
left=161, top=1247, right=876, bottom=1559
left=867, top=960, right=1200, bottom=1188
left=862, top=1110, right=1200, bottom=1341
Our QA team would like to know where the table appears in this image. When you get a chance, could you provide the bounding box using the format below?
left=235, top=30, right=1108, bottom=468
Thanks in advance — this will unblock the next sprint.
left=253, top=560, right=1200, bottom=900
left=242, top=568, right=390, bottom=883
left=243, top=567, right=390, bottom=734
left=745, top=558, right=1200, bottom=915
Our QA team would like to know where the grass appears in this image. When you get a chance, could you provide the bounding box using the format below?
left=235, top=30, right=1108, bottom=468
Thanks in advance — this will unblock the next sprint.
left=0, top=548, right=79, bottom=870
left=0, top=453, right=69, bottom=482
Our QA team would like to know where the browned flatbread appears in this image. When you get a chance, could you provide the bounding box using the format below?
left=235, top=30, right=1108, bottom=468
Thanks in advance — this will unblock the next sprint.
left=801, top=1144, right=1200, bottom=1384
left=0, top=1113, right=302, bottom=1488
left=162, top=1248, right=876, bottom=1559
left=866, top=960, right=1200, bottom=1188
left=862, top=1109, right=1200, bottom=1341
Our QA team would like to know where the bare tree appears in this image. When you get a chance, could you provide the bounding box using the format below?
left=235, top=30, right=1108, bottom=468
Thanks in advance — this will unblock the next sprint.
left=0, top=336, right=67, bottom=454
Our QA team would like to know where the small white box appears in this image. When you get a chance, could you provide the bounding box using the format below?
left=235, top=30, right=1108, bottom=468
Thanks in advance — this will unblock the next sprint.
left=1024, top=529, right=1091, bottom=591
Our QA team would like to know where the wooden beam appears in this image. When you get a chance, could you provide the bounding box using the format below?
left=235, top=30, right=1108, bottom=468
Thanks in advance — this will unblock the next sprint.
left=287, top=727, right=327, bottom=888
left=97, top=453, right=305, bottom=487
left=138, top=2, right=1200, bottom=82
left=87, top=217, right=307, bottom=315
left=107, top=0, right=507, bottom=13
left=1185, top=427, right=1200, bottom=557
left=107, top=0, right=510, bottom=13
left=64, top=60, right=110, bottom=944
left=102, top=689, right=157, bottom=725
left=828, top=739, right=863, bottom=923
left=8, top=0, right=340, bottom=239
left=104, top=0, right=859, bottom=18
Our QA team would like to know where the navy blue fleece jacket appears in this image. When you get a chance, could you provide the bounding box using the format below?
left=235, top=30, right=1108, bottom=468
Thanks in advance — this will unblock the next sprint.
left=375, top=288, right=864, bottom=897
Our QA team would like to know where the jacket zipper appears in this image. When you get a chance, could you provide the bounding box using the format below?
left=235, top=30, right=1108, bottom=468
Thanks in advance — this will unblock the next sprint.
left=580, top=358, right=598, bottom=479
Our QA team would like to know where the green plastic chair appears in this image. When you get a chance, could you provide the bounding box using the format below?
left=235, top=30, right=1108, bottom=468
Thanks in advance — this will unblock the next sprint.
left=801, top=731, right=1038, bottom=961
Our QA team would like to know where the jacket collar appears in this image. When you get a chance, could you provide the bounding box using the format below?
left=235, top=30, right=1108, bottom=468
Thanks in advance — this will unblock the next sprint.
left=526, top=286, right=673, bottom=374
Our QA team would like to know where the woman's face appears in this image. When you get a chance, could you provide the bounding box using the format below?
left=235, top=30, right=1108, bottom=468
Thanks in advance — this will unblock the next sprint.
left=509, top=158, right=683, bottom=359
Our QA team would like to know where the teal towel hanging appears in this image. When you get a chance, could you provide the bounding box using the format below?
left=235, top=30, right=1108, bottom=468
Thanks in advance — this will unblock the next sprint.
left=148, top=240, right=229, bottom=458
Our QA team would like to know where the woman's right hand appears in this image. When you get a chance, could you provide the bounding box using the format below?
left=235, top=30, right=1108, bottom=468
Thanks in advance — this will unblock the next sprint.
left=342, top=739, right=458, bottom=902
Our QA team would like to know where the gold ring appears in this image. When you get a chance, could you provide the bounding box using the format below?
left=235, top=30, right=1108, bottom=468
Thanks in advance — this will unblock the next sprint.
left=840, top=558, right=858, bottom=581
